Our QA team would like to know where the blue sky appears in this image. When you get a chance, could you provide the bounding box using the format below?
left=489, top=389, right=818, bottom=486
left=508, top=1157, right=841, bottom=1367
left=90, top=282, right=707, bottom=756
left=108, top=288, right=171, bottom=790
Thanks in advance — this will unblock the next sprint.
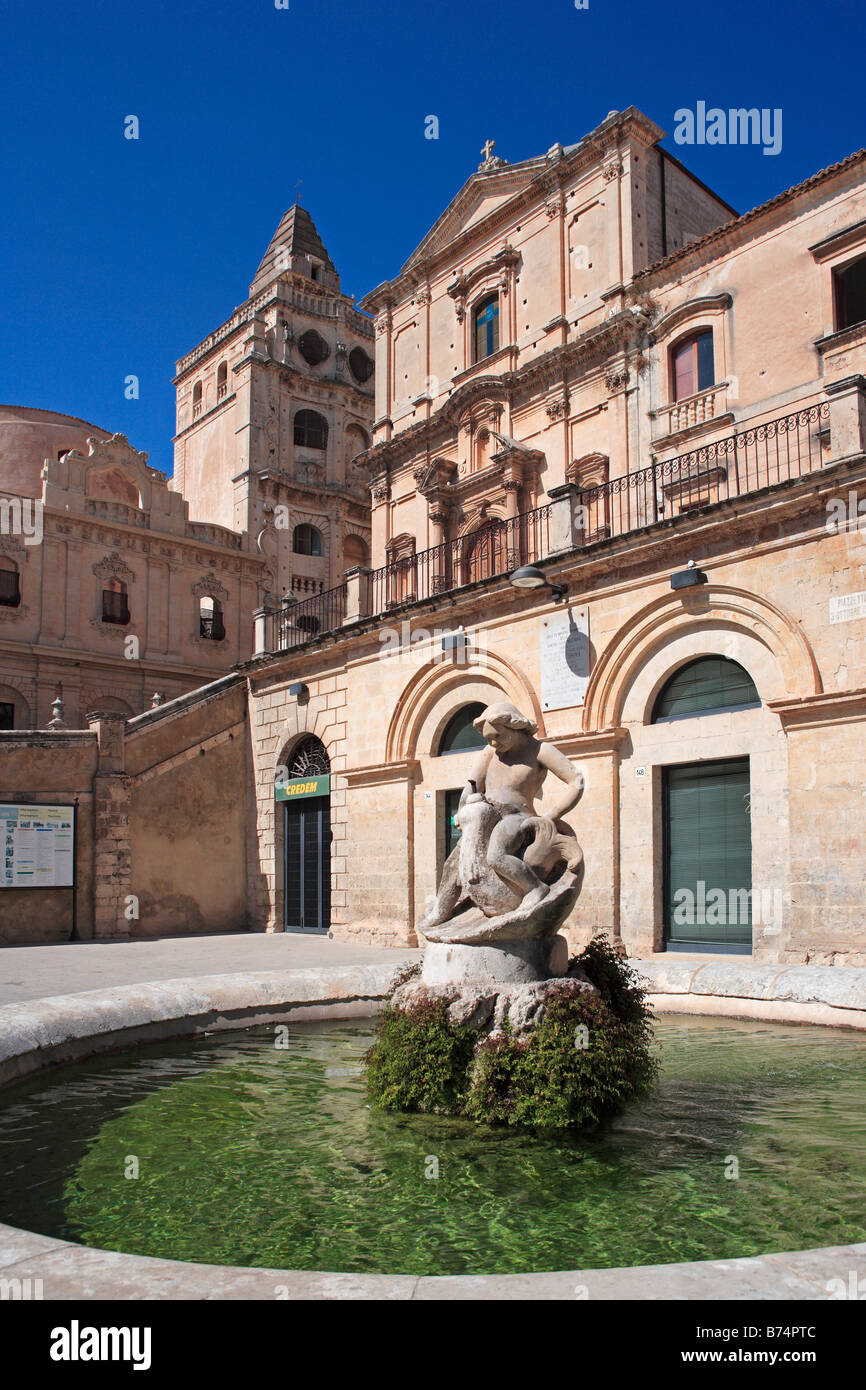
left=1, top=0, right=862, bottom=476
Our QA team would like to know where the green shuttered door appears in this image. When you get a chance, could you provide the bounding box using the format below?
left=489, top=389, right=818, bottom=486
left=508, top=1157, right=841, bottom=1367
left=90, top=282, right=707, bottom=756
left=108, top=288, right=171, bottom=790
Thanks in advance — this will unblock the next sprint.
left=664, top=758, right=752, bottom=952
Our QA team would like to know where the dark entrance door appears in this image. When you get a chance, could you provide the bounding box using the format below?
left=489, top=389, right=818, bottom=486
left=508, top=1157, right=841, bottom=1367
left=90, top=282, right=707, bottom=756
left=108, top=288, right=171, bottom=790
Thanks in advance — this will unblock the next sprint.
left=283, top=795, right=330, bottom=933
left=664, top=757, right=752, bottom=953
left=444, top=788, right=463, bottom=861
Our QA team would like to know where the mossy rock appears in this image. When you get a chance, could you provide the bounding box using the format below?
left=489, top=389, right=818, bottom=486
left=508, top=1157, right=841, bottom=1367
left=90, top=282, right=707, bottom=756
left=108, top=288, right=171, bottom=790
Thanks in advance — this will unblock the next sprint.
left=365, top=937, right=659, bottom=1130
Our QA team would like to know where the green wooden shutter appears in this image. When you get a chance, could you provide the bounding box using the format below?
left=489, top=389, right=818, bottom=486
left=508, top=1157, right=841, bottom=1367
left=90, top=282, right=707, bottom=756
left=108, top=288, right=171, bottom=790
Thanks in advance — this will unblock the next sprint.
left=665, top=758, right=752, bottom=951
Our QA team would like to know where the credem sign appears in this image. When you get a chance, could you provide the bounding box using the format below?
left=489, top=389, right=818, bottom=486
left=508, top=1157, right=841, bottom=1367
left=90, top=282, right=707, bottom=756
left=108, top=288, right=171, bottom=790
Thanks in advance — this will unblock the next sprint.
left=275, top=775, right=330, bottom=801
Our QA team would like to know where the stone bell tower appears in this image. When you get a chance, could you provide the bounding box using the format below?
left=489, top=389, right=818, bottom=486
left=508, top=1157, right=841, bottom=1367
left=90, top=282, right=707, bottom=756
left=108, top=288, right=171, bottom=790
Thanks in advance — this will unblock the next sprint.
left=172, top=202, right=375, bottom=607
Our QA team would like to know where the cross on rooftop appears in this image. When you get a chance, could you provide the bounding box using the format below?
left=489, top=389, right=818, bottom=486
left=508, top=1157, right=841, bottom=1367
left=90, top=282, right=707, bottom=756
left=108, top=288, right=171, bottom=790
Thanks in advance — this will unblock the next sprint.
left=481, top=139, right=496, bottom=163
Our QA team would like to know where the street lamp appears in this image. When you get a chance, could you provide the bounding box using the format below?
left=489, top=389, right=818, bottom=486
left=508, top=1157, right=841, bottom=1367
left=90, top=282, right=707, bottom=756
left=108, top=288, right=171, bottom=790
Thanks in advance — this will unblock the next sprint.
left=509, top=565, right=568, bottom=602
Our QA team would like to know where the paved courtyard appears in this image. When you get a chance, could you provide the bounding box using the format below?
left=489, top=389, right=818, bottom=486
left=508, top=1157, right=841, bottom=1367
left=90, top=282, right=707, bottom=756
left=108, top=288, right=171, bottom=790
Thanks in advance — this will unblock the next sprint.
left=0, top=932, right=420, bottom=1006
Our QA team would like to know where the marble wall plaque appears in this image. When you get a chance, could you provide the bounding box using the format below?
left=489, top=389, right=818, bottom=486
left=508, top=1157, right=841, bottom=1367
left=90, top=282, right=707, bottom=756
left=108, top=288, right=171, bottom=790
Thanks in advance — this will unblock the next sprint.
left=540, top=605, right=590, bottom=711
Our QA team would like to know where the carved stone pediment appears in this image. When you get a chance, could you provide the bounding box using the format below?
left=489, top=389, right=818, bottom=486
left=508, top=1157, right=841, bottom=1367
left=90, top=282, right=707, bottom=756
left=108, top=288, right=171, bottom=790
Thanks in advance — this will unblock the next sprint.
left=92, top=551, right=135, bottom=582
left=192, top=572, right=230, bottom=603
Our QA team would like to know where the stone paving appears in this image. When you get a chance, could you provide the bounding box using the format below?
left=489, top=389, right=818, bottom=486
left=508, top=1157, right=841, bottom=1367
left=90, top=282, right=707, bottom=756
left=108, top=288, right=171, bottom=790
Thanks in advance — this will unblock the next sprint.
left=0, top=932, right=420, bottom=1006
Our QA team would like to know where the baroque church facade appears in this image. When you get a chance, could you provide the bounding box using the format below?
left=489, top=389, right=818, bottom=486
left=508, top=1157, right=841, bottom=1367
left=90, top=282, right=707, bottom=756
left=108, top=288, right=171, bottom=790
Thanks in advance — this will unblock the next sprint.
left=3, top=107, right=866, bottom=966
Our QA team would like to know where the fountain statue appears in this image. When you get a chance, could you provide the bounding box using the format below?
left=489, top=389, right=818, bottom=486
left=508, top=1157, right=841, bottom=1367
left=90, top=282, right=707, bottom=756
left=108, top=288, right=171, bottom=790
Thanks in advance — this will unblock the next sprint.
left=393, top=701, right=598, bottom=1037
left=368, top=701, right=658, bottom=1127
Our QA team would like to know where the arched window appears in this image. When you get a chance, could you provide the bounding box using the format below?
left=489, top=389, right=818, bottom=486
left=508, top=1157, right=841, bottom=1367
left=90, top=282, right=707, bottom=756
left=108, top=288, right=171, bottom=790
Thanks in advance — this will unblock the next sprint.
left=217, top=361, right=228, bottom=400
left=834, top=257, right=866, bottom=332
left=288, top=734, right=331, bottom=777
left=652, top=657, right=760, bottom=723
left=463, top=519, right=509, bottom=584
left=438, top=702, right=487, bottom=755
left=343, top=534, right=369, bottom=570
left=192, top=381, right=203, bottom=418
left=671, top=329, right=714, bottom=401
left=294, top=409, right=328, bottom=449
left=293, top=523, right=323, bottom=556
left=0, top=683, right=29, bottom=728
left=473, top=294, right=500, bottom=363
left=199, top=595, right=225, bottom=641
left=101, top=577, right=130, bottom=625
left=0, top=557, right=20, bottom=608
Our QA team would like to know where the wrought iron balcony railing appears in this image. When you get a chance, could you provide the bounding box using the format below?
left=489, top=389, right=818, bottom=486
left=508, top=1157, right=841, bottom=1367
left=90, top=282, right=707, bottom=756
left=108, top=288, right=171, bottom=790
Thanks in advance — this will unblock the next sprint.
left=255, top=399, right=833, bottom=656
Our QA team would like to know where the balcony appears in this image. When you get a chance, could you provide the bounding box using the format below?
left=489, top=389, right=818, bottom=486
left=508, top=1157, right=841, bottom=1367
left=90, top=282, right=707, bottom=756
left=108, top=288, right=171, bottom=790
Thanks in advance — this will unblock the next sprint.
left=254, top=397, right=842, bottom=657
left=653, top=381, right=731, bottom=446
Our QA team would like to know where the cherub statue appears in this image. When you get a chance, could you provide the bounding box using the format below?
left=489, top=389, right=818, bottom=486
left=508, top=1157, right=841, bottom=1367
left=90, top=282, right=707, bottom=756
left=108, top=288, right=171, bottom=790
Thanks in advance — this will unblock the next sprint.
left=420, top=701, right=585, bottom=943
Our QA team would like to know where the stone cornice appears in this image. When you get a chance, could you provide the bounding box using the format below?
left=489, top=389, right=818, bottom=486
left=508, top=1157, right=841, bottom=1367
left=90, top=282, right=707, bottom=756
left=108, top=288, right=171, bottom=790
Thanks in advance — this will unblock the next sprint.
left=552, top=727, right=629, bottom=757
left=649, top=293, right=733, bottom=343
left=768, top=688, right=866, bottom=729
left=343, top=758, right=420, bottom=788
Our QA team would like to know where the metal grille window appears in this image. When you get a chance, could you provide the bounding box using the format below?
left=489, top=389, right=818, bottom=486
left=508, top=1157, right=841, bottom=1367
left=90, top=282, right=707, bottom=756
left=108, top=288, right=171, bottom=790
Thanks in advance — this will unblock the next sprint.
left=289, top=736, right=331, bottom=778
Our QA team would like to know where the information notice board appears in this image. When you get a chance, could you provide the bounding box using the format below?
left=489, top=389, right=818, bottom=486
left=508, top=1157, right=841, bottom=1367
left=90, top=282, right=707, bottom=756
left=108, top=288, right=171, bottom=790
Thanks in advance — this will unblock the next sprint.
left=0, top=804, right=75, bottom=889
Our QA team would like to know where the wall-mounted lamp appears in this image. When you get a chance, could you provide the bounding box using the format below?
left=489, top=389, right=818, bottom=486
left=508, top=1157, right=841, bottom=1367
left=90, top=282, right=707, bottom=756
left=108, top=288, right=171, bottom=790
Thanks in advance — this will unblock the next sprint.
left=670, top=559, right=707, bottom=591
left=509, top=565, right=568, bottom=603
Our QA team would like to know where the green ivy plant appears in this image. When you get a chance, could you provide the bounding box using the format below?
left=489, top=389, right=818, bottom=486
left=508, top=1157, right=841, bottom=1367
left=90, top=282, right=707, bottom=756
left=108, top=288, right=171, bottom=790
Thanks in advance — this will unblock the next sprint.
left=365, top=937, right=659, bottom=1130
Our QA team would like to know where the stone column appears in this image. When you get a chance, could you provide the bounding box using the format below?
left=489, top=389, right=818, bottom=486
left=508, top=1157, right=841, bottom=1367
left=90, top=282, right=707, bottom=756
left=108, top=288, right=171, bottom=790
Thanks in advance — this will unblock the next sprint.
left=825, top=375, right=866, bottom=463
left=547, top=482, right=585, bottom=555
left=253, top=606, right=268, bottom=655
left=343, top=566, right=372, bottom=624
left=88, top=713, right=132, bottom=938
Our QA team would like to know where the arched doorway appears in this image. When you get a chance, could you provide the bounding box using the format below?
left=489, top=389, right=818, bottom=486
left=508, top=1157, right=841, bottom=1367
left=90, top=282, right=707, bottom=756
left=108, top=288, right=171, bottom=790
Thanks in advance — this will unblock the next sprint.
left=277, top=735, right=331, bottom=933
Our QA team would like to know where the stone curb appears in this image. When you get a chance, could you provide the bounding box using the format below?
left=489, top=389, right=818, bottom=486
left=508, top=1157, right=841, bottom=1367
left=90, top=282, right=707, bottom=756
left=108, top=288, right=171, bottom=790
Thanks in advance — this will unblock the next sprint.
left=0, top=964, right=405, bottom=1088
left=633, top=959, right=866, bottom=1029
left=0, top=1223, right=863, bottom=1300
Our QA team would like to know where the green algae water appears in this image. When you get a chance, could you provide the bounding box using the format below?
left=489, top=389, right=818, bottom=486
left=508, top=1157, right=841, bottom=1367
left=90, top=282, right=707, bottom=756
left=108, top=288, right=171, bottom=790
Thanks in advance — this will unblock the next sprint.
left=0, top=1015, right=864, bottom=1275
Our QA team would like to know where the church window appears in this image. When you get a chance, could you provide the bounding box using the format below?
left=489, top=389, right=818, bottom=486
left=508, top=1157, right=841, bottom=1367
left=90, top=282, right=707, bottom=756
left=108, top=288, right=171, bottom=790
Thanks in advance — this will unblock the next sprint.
left=473, top=294, right=500, bottom=363
left=834, top=257, right=866, bottom=331
left=199, top=595, right=225, bottom=641
left=217, top=362, right=228, bottom=400
left=102, top=577, right=130, bottom=625
left=349, top=347, right=374, bottom=383
left=0, top=557, right=20, bottom=608
left=293, top=523, right=323, bottom=556
left=192, top=381, right=203, bottom=418
left=0, top=702, right=13, bottom=730
left=671, top=330, right=714, bottom=401
left=294, top=409, right=328, bottom=449
left=298, top=330, right=330, bottom=366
